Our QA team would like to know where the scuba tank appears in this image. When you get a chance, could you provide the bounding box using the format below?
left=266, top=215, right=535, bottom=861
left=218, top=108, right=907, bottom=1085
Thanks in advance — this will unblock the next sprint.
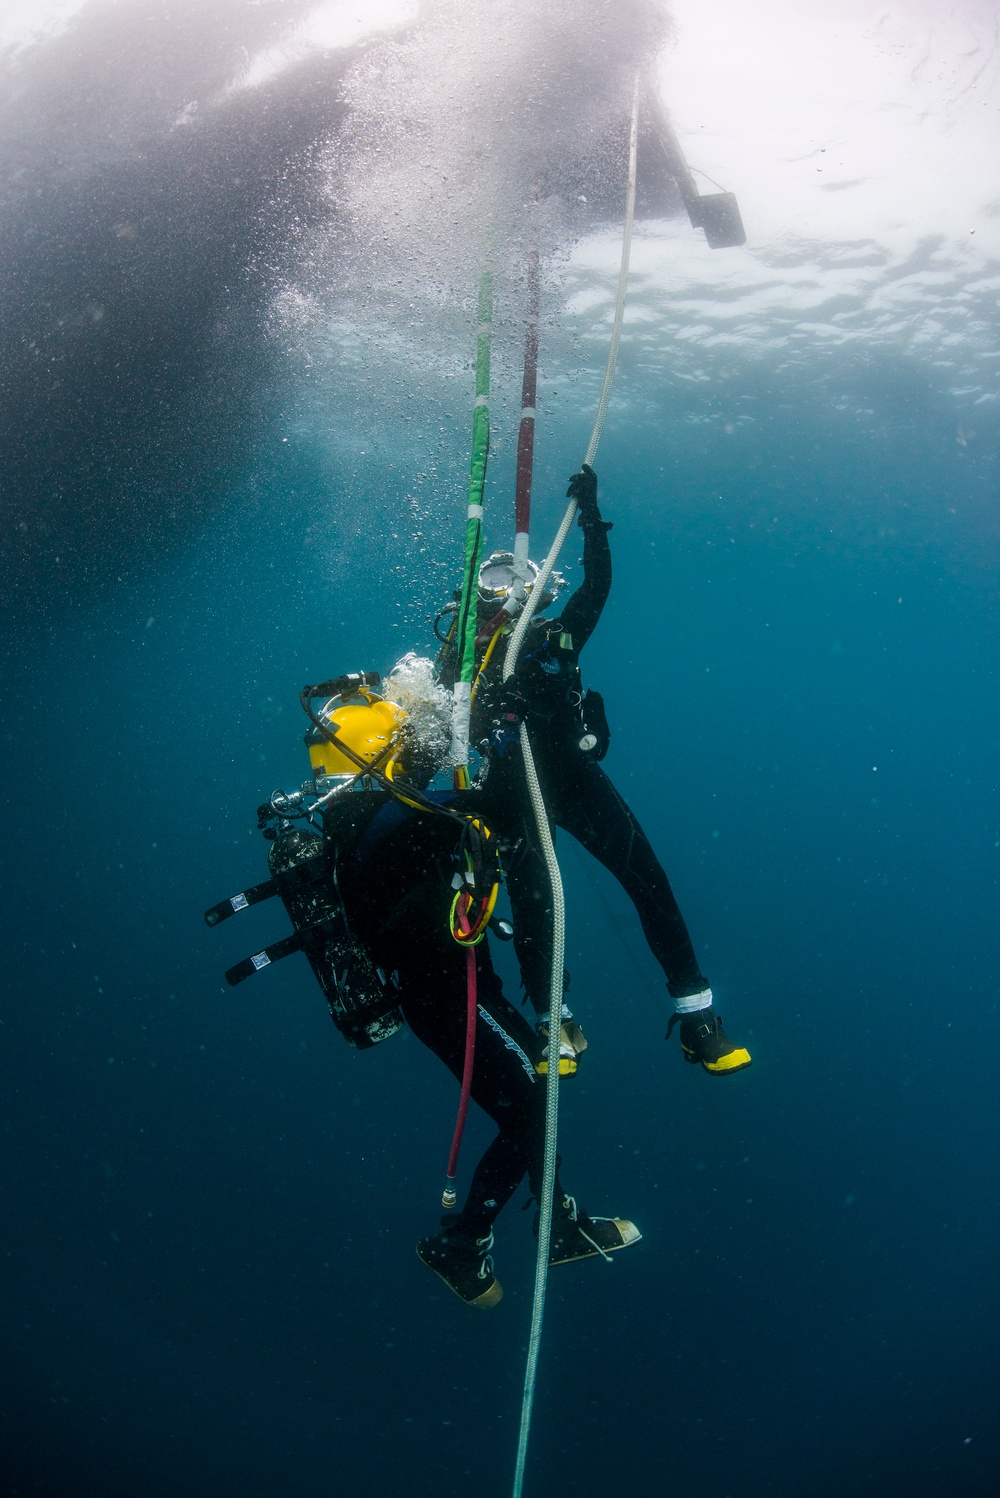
left=206, top=817, right=403, bottom=1050
left=267, top=823, right=403, bottom=1050
left=204, top=671, right=406, bottom=1050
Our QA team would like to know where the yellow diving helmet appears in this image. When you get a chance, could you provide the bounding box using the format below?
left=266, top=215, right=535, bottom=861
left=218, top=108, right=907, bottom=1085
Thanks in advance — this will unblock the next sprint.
left=304, top=674, right=406, bottom=779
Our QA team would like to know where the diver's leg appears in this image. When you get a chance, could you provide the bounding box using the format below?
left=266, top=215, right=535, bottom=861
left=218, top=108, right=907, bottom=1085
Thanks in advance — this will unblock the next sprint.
left=549, top=759, right=708, bottom=999
left=402, top=937, right=642, bottom=1294
left=503, top=806, right=558, bottom=1018
left=483, top=750, right=587, bottom=1076
left=551, top=760, right=751, bottom=1074
left=402, top=942, right=566, bottom=1307
left=480, top=747, right=554, bottom=1016
left=400, top=941, right=549, bottom=1232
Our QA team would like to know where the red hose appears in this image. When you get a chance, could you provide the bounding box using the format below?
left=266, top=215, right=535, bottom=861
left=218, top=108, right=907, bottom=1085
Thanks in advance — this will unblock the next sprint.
left=514, top=246, right=539, bottom=538
left=443, top=240, right=537, bottom=1203
left=444, top=900, right=478, bottom=1196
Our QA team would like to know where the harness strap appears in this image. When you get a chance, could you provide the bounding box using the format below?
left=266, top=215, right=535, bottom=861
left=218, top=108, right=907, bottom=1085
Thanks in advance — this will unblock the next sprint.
left=204, top=877, right=280, bottom=927
left=225, top=899, right=359, bottom=986
left=225, top=932, right=305, bottom=986
left=205, top=844, right=331, bottom=929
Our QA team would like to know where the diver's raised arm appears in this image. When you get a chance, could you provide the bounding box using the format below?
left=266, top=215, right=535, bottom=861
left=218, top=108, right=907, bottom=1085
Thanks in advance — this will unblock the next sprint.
left=558, top=464, right=612, bottom=650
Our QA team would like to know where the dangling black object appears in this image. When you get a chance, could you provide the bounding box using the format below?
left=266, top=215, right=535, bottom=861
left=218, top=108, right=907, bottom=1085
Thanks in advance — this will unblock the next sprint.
left=684, top=191, right=746, bottom=250
left=645, top=88, right=747, bottom=250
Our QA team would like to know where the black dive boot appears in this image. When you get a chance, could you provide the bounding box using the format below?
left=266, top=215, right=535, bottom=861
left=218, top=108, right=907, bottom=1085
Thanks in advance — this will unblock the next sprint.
left=671, top=1007, right=752, bottom=1075
left=416, top=1218, right=503, bottom=1308
left=547, top=1195, right=642, bottom=1266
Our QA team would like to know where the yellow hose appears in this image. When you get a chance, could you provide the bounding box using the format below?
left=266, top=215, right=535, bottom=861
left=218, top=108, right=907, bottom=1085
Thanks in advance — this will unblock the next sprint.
left=470, top=623, right=507, bottom=706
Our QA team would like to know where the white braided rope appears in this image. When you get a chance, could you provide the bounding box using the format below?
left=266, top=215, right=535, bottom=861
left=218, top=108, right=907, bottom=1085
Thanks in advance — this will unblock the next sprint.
left=509, top=73, right=640, bottom=1498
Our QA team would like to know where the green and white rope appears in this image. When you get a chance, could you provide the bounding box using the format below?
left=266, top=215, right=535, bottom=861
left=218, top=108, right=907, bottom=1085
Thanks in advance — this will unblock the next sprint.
left=449, top=271, right=493, bottom=778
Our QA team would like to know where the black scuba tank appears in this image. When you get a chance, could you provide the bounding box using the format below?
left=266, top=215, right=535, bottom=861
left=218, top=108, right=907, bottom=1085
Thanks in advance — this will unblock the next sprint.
left=207, top=804, right=404, bottom=1048
left=267, top=825, right=403, bottom=1050
left=269, top=826, right=407, bottom=1048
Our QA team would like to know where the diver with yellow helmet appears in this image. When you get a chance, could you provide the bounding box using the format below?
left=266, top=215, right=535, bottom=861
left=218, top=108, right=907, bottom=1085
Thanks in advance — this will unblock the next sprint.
left=438, top=465, right=752, bottom=1076
left=206, top=658, right=641, bottom=1307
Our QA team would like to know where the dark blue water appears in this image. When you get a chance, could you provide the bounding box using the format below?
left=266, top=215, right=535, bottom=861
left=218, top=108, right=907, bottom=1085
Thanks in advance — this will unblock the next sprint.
left=2, top=3, right=998, bottom=1495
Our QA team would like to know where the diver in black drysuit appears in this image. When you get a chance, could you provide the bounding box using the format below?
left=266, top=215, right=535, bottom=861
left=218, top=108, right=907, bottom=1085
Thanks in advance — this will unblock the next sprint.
left=340, top=792, right=639, bottom=1308
left=469, top=466, right=751, bottom=1075
left=348, top=796, right=546, bottom=1231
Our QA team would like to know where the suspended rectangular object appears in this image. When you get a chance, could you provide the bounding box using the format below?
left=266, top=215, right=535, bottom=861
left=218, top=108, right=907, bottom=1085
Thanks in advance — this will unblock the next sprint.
left=684, top=189, right=746, bottom=249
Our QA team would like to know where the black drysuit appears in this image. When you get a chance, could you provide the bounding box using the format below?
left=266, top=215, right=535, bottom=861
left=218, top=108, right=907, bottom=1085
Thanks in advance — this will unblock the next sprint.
left=472, top=511, right=708, bottom=1010
left=342, top=793, right=562, bottom=1235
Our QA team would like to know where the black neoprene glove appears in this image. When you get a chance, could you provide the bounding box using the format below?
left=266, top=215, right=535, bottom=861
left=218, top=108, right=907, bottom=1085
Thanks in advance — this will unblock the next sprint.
left=567, top=464, right=600, bottom=526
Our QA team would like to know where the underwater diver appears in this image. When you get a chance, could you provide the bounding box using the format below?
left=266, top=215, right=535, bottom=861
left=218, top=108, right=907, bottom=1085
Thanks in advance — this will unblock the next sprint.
left=339, top=783, right=641, bottom=1307
left=438, top=465, right=751, bottom=1077
left=208, top=666, right=640, bottom=1309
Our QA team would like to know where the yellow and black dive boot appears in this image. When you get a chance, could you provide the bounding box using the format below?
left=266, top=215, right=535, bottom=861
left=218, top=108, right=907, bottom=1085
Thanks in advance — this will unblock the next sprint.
left=547, top=1196, right=642, bottom=1266
left=535, top=1008, right=588, bottom=1078
left=416, top=1219, right=503, bottom=1309
left=669, top=1003, right=752, bottom=1075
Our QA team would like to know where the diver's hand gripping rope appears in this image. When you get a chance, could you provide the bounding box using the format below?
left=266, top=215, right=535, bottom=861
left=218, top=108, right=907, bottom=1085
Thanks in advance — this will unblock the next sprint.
left=508, top=75, right=640, bottom=1498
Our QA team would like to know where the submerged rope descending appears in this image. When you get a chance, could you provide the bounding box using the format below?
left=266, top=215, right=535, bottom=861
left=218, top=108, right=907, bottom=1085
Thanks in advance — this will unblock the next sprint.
left=509, top=74, right=640, bottom=1498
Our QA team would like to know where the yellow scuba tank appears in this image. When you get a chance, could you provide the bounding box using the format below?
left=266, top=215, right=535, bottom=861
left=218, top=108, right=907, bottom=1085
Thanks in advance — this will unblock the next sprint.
left=306, top=688, right=406, bottom=778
